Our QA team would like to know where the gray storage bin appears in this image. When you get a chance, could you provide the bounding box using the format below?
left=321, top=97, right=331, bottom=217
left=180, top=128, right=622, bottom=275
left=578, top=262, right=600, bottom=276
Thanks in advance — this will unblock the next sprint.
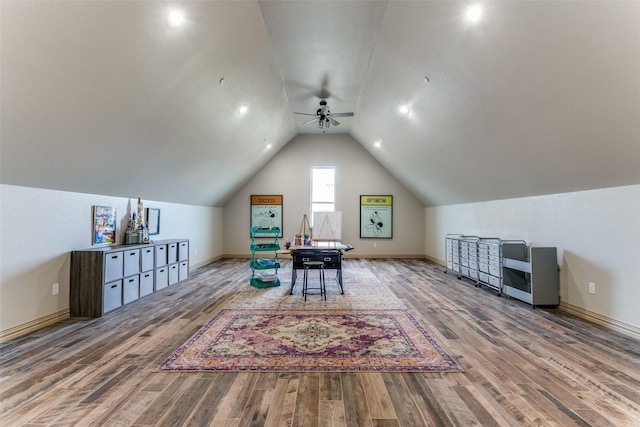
left=140, top=271, right=154, bottom=297
left=105, top=251, right=123, bottom=283
left=179, top=261, right=189, bottom=281
left=178, top=241, right=189, bottom=261
left=123, top=275, right=139, bottom=305
left=168, top=263, right=179, bottom=285
left=140, top=246, right=154, bottom=272
left=168, top=243, right=178, bottom=264
left=156, top=267, right=168, bottom=290
left=123, top=249, right=140, bottom=277
left=103, top=280, right=122, bottom=313
left=155, top=244, right=167, bottom=267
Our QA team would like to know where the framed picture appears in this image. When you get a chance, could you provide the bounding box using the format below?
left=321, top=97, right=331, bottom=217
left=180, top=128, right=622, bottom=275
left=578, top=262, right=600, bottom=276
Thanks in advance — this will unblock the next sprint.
left=146, top=208, right=160, bottom=235
left=360, top=195, right=393, bottom=239
left=92, top=205, right=117, bottom=245
left=250, top=195, right=283, bottom=237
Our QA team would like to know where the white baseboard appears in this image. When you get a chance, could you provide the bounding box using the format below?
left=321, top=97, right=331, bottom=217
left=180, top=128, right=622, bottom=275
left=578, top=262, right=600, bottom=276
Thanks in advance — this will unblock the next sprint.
left=559, top=302, right=640, bottom=341
left=190, top=255, right=223, bottom=269
left=0, top=309, right=70, bottom=343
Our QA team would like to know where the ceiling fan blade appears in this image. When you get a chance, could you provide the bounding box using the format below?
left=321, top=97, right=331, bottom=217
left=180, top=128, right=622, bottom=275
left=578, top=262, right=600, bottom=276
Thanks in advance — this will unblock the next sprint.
left=302, top=118, right=318, bottom=125
left=329, top=117, right=340, bottom=126
left=294, top=112, right=316, bottom=116
left=331, top=112, right=354, bottom=118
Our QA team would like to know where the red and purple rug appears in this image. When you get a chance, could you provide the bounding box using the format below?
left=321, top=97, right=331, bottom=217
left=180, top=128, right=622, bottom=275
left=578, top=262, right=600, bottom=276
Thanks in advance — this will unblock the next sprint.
left=159, top=309, right=463, bottom=373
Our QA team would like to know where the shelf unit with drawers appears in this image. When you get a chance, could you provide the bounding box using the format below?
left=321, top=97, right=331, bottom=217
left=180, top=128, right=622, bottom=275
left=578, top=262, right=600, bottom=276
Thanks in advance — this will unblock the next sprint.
left=446, top=236, right=527, bottom=295
left=444, top=235, right=558, bottom=306
left=460, top=236, right=480, bottom=283
left=249, top=227, right=281, bottom=288
left=502, top=247, right=559, bottom=306
left=70, top=239, right=189, bottom=317
left=444, top=234, right=463, bottom=277
left=477, top=238, right=504, bottom=293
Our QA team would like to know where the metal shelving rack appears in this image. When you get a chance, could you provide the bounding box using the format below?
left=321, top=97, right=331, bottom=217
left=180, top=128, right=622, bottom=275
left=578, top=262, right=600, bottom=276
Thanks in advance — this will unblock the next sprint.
left=249, top=227, right=281, bottom=288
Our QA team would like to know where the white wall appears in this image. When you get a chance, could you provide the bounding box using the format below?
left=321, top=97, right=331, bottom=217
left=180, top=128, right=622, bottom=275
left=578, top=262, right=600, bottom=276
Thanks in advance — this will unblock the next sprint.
left=425, top=184, right=640, bottom=333
left=0, top=184, right=223, bottom=333
left=224, top=134, right=425, bottom=257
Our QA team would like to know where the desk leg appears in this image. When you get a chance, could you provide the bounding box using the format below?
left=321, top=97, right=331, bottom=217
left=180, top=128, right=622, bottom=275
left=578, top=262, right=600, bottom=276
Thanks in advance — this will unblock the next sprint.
left=289, top=269, right=297, bottom=295
left=337, top=268, right=344, bottom=294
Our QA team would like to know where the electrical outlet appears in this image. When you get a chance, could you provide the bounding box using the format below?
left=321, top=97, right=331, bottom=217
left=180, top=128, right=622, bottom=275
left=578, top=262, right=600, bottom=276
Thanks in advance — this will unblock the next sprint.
left=588, top=282, right=595, bottom=294
left=52, top=283, right=59, bottom=296
left=373, top=242, right=377, bottom=248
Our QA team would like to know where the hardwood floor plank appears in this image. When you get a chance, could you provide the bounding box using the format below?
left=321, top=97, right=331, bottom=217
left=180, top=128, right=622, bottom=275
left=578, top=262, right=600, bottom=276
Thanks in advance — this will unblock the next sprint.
left=318, top=400, right=346, bottom=427
left=292, top=373, right=320, bottom=427
left=319, top=372, right=343, bottom=401
left=186, top=373, right=238, bottom=427
left=360, top=373, right=397, bottom=420
left=238, top=388, right=274, bottom=427
left=214, top=373, right=260, bottom=421
left=263, top=377, right=294, bottom=427
left=131, top=375, right=196, bottom=425
left=381, top=372, right=430, bottom=426
left=158, top=377, right=214, bottom=426
left=425, top=377, right=481, bottom=426
left=452, top=384, right=509, bottom=426
left=341, top=373, right=372, bottom=427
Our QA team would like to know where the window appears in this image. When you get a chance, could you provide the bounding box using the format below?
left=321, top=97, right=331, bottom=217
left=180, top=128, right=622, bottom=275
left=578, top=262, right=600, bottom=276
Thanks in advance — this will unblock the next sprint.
left=310, top=167, right=335, bottom=226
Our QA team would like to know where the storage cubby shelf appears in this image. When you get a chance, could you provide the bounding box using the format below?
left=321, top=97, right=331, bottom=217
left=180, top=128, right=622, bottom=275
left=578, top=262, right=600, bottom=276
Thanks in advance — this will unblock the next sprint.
left=249, top=227, right=280, bottom=288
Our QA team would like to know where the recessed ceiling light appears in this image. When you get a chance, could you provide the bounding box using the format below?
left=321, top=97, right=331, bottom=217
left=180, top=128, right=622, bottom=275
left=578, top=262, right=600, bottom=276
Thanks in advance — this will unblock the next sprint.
left=374, top=138, right=383, bottom=148
left=399, top=105, right=410, bottom=115
left=168, top=9, right=185, bottom=28
left=466, top=4, right=483, bottom=23
left=238, top=105, right=249, bottom=115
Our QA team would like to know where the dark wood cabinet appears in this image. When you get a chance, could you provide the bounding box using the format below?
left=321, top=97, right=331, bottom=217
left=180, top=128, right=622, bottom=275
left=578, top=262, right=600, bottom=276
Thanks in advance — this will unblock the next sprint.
left=70, top=239, right=189, bottom=317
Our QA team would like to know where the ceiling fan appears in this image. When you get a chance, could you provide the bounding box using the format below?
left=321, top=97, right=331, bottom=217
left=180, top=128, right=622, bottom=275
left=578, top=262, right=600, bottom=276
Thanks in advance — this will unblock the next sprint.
left=294, top=100, right=354, bottom=129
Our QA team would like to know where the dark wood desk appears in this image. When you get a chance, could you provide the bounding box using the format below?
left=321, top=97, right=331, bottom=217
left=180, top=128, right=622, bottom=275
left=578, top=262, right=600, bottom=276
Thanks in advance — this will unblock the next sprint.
left=287, top=247, right=346, bottom=295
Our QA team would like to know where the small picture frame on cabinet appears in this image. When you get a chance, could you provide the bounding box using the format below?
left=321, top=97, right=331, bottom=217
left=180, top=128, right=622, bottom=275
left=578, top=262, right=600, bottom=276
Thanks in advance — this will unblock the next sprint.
left=92, top=205, right=117, bottom=245
left=146, top=208, right=160, bottom=235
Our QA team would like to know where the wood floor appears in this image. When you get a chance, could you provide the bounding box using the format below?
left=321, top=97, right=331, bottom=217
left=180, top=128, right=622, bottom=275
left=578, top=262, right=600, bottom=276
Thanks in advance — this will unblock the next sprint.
left=1, top=258, right=639, bottom=426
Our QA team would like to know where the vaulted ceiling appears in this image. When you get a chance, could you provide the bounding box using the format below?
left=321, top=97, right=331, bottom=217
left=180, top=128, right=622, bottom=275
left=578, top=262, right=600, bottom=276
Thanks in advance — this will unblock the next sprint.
left=2, top=1, right=639, bottom=207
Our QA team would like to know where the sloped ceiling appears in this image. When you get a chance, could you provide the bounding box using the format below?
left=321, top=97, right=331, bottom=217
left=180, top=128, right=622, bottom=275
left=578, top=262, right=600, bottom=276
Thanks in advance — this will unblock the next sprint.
left=2, top=1, right=639, bottom=207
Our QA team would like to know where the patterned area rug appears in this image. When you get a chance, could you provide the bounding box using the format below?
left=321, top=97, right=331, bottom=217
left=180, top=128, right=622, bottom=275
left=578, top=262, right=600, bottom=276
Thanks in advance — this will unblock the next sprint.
left=227, top=267, right=405, bottom=310
left=159, top=309, right=463, bottom=373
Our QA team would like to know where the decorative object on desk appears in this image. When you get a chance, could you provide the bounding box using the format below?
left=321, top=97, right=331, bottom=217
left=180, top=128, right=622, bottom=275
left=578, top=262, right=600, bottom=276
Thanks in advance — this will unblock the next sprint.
left=124, top=197, right=150, bottom=244
left=158, top=309, right=463, bottom=373
left=297, top=213, right=312, bottom=246
left=313, top=211, right=342, bottom=241
left=92, top=205, right=117, bottom=245
left=250, top=195, right=283, bottom=237
left=360, top=195, right=393, bottom=239
left=136, top=196, right=144, bottom=229
left=146, top=208, right=160, bottom=236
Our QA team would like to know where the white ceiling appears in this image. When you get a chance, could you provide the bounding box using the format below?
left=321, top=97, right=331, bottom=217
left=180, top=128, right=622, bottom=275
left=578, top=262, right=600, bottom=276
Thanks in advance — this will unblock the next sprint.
left=2, top=1, right=639, bottom=207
